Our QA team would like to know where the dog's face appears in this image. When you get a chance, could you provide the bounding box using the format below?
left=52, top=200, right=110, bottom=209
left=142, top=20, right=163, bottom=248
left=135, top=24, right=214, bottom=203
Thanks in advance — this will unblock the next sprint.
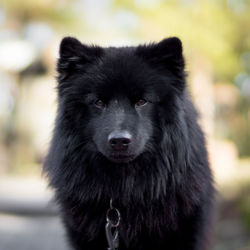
left=88, top=96, right=153, bottom=163
left=57, top=37, right=185, bottom=164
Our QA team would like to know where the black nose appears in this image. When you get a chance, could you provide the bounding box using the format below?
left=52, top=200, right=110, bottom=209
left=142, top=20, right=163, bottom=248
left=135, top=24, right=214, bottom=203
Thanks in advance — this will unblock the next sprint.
left=108, top=131, right=132, bottom=151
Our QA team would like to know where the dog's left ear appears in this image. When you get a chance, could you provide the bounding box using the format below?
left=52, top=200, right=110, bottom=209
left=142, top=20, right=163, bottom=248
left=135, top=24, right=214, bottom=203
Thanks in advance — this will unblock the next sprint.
left=136, top=37, right=185, bottom=74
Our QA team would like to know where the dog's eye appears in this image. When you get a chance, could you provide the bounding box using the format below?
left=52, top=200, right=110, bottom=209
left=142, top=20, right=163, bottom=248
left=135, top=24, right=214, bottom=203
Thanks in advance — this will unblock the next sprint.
left=135, top=99, right=147, bottom=107
left=95, top=99, right=105, bottom=108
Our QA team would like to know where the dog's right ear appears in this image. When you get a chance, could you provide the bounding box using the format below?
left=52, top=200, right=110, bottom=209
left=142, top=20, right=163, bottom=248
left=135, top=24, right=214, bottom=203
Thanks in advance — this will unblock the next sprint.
left=57, top=37, right=103, bottom=81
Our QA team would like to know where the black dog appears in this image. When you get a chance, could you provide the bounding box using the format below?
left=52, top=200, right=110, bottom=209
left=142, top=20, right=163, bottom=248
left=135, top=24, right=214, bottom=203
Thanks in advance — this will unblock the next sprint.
left=44, top=37, right=214, bottom=250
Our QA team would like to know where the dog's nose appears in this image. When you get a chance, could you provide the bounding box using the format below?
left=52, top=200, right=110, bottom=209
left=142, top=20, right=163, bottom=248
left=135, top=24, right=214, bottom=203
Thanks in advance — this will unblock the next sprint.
left=108, top=131, right=132, bottom=151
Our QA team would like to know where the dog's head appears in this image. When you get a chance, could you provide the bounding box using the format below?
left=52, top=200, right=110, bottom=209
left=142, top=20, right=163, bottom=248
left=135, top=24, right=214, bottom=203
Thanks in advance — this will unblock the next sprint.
left=57, top=37, right=185, bottom=163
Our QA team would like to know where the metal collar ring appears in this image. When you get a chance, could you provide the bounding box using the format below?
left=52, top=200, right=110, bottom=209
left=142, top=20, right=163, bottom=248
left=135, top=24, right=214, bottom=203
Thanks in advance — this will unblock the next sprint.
left=106, top=207, right=121, bottom=228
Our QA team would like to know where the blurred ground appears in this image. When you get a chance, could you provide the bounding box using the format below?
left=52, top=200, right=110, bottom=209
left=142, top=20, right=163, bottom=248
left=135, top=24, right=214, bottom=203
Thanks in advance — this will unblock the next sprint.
left=213, top=198, right=250, bottom=250
left=0, top=214, right=68, bottom=250
left=0, top=177, right=69, bottom=250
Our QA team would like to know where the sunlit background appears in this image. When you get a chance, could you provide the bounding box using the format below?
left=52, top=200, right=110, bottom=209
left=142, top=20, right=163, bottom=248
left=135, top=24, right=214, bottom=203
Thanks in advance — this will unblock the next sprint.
left=0, top=0, right=250, bottom=249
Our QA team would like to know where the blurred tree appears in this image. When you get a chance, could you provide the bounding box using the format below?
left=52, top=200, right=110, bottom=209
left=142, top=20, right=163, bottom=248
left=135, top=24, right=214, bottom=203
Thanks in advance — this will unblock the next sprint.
left=114, top=0, right=250, bottom=82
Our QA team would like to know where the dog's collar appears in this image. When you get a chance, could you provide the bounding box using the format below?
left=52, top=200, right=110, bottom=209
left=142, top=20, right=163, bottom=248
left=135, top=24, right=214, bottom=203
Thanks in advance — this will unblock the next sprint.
left=105, top=199, right=120, bottom=250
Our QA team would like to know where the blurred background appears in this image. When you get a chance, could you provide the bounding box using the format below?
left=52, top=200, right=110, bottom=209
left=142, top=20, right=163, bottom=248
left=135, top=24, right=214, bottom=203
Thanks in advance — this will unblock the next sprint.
left=0, top=0, right=249, bottom=249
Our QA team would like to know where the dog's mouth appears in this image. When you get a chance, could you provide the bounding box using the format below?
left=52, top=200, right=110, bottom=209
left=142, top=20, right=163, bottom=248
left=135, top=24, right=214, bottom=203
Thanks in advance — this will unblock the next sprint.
left=108, top=153, right=135, bottom=163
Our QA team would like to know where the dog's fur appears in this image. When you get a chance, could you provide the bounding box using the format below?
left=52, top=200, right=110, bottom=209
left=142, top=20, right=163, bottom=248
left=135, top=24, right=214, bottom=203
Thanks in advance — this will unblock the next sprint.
left=44, top=37, right=214, bottom=250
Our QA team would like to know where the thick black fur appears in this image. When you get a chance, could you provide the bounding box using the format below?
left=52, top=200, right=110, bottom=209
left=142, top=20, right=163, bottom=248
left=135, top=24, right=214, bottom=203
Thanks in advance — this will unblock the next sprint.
left=44, top=37, right=214, bottom=250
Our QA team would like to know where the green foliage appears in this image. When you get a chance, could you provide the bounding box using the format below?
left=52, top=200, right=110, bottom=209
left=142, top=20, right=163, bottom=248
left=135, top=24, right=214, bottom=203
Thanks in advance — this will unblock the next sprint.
left=114, top=0, right=250, bottom=82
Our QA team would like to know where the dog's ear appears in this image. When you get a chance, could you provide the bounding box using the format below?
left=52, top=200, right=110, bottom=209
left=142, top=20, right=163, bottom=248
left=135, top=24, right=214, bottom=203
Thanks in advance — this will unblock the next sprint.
left=136, top=37, right=185, bottom=74
left=57, top=37, right=103, bottom=81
